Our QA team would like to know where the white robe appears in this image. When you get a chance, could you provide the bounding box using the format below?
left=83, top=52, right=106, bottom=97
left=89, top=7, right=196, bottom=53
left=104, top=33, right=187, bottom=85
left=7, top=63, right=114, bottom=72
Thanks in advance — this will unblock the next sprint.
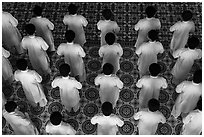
left=14, top=70, right=47, bottom=107
left=2, top=11, right=23, bottom=54
left=29, top=17, right=55, bottom=52
left=134, top=17, right=161, bottom=50
left=134, top=109, right=166, bottom=135
left=99, top=43, right=123, bottom=74
left=57, top=43, right=86, bottom=82
left=52, top=76, right=82, bottom=109
left=136, top=76, right=168, bottom=109
left=46, top=121, right=76, bottom=135
left=63, top=14, right=88, bottom=46
left=136, top=41, right=164, bottom=77
left=171, top=81, right=202, bottom=118
left=170, top=21, right=195, bottom=54
left=95, top=74, right=123, bottom=108
left=181, top=109, right=202, bottom=135
left=91, top=113, right=124, bottom=135
left=21, top=36, right=51, bottom=76
left=97, top=20, right=120, bottom=46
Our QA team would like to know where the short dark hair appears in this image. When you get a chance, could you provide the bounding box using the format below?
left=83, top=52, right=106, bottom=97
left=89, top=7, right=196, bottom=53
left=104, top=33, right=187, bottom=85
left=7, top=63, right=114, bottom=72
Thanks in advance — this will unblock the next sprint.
left=145, top=6, right=157, bottom=18
left=33, top=5, right=43, bottom=16
left=149, top=63, right=161, bottom=76
left=59, top=63, right=70, bottom=77
left=68, top=4, right=78, bottom=15
left=50, top=111, right=62, bottom=126
left=65, top=30, right=75, bottom=43
left=196, top=99, right=202, bottom=111
left=148, top=99, right=160, bottom=112
left=102, top=102, right=113, bottom=116
left=105, top=32, right=116, bottom=45
left=187, top=36, right=199, bottom=49
left=182, top=10, right=193, bottom=21
left=25, top=24, right=36, bottom=35
left=102, top=63, right=114, bottom=75
left=148, top=30, right=158, bottom=41
left=193, top=69, right=202, bottom=84
left=5, top=101, right=17, bottom=113
left=102, top=9, right=113, bottom=20
left=16, top=59, right=28, bottom=71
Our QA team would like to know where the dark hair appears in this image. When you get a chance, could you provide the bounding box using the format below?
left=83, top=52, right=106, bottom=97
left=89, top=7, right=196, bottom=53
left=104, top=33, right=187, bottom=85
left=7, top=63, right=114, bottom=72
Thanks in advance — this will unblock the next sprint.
left=182, top=10, right=193, bottom=21
left=25, top=24, right=36, bottom=35
left=145, top=6, right=157, bottom=18
left=68, top=4, right=78, bottom=15
left=187, top=36, right=199, bottom=49
left=102, top=102, right=113, bottom=116
left=65, top=30, right=75, bottom=42
left=50, top=111, right=62, bottom=126
left=102, top=9, right=113, bottom=20
left=149, top=63, right=161, bottom=76
left=16, top=59, right=28, bottom=71
left=33, top=5, right=42, bottom=16
left=5, top=101, right=17, bottom=113
left=59, top=63, right=70, bottom=77
left=105, top=32, right=116, bottom=45
left=196, top=99, right=202, bottom=111
left=193, top=69, right=202, bottom=84
left=102, top=63, right=114, bottom=75
left=148, top=30, right=158, bottom=41
left=148, top=99, right=160, bottom=112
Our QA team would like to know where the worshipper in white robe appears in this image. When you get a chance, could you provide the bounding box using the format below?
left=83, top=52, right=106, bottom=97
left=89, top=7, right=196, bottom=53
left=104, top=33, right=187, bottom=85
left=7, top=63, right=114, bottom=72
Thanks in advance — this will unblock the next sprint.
left=57, top=30, right=86, bottom=82
left=63, top=4, right=88, bottom=46
left=134, top=99, right=166, bottom=135
left=45, top=111, right=76, bottom=135
left=99, top=32, right=123, bottom=74
left=91, top=102, right=124, bottom=135
left=171, top=70, right=202, bottom=119
left=21, top=24, right=51, bottom=77
left=171, top=36, right=202, bottom=85
left=181, top=99, right=202, bottom=135
left=29, top=5, right=55, bottom=55
left=170, top=10, right=195, bottom=55
left=134, top=6, right=161, bottom=50
left=3, top=101, right=39, bottom=135
left=51, top=63, right=82, bottom=112
left=136, top=30, right=164, bottom=78
left=2, top=47, right=14, bottom=85
left=14, top=59, right=47, bottom=107
left=95, top=63, right=123, bottom=108
left=136, top=63, right=168, bottom=109
left=97, top=9, right=120, bottom=46
left=2, top=11, right=24, bottom=55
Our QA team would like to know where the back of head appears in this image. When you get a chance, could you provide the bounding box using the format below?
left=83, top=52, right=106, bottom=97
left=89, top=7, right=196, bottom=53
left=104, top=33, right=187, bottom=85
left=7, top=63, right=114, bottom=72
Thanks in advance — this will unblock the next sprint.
left=102, top=102, right=113, bottom=116
left=182, top=10, right=193, bottom=21
left=68, top=4, right=78, bottom=15
left=145, top=6, right=157, bottom=18
left=59, top=63, right=70, bottom=77
left=25, top=23, right=36, bottom=35
left=196, top=99, right=202, bottom=111
left=65, top=30, right=75, bottom=42
left=148, top=99, right=160, bottom=112
left=193, top=69, right=202, bottom=84
left=148, top=30, right=158, bottom=41
left=187, top=36, right=199, bottom=49
left=5, top=101, right=17, bottom=113
left=149, top=63, right=161, bottom=76
left=33, top=5, right=43, bottom=16
left=102, top=63, right=114, bottom=75
left=105, top=32, right=116, bottom=45
left=102, top=9, right=113, bottom=20
left=16, top=58, right=28, bottom=71
left=50, top=111, right=62, bottom=126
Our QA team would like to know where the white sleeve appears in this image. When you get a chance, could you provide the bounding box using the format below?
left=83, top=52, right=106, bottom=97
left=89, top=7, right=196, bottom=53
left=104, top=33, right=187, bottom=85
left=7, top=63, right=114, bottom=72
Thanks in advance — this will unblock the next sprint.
left=113, top=22, right=120, bottom=33
left=98, top=46, right=104, bottom=57
left=91, top=116, right=99, bottom=125
left=81, top=16, right=88, bottom=27
left=134, top=20, right=141, bottom=31
left=176, top=81, right=186, bottom=93
left=135, top=45, right=142, bottom=55
left=51, top=78, right=59, bottom=88
left=134, top=111, right=142, bottom=120
left=63, top=16, right=68, bottom=25
left=161, top=77, right=168, bottom=89
left=97, top=20, right=102, bottom=30
left=8, top=13, right=18, bottom=27
left=94, top=76, right=101, bottom=86
left=78, top=46, right=86, bottom=57
left=47, top=19, right=54, bottom=30
left=136, top=78, right=143, bottom=88
left=160, top=114, right=166, bottom=123
left=170, top=22, right=179, bottom=32
left=196, top=49, right=202, bottom=59
left=14, top=71, right=20, bottom=81
left=116, top=78, right=124, bottom=89
left=115, top=117, right=124, bottom=127
left=157, top=42, right=164, bottom=54
left=117, top=44, right=123, bottom=57
left=32, top=71, right=42, bottom=83
left=74, top=80, right=82, bottom=89
left=38, top=37, right=49, bottom=51
left=2, top=47, right=10, bottom=58
left=57, top=45, right=63, bottom=56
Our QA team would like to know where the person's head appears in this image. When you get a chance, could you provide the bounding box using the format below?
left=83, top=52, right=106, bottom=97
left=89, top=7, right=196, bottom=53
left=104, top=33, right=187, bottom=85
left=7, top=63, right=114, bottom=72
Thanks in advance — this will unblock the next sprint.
left=181, top=10, right=193, bottom=21
left=102, top=9, right=113, bottom=20
left=145, top=6, right=157, bottom=18
left=105, top=32, right=116, bottom=45
left=5, top=101, right=17, bottom=113
left=148, top=30, right=158, bottom=41
left=102, top=63, right=114, bottom=75
left=65, top=30, right=75, bottom=43
left=187, top=36, right=199, bottom=49
left=196, top=99, right=202, bottom=111
left=149, top=63, right=161, bottom=77
left=50, top=111, right=62, bottom=126
left=68, top=4, right=78, bottom=15
left=16, top=58, right=28, bottom=71
left=148, top=99, right=160, bottom=112
left=102, top=102, right=113, bottom=116
left=59, top=63, right=70, bottom=77
left=33, top=5, right=43, bottom=16
left=25, top=23, right=36, bottom=35
left=193, top=69, right=202, bottom=84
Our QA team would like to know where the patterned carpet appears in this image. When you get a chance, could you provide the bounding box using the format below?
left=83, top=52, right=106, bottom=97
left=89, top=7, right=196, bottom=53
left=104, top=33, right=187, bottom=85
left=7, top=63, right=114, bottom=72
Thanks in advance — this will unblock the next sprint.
left=2, top=2, right=202, bottom=135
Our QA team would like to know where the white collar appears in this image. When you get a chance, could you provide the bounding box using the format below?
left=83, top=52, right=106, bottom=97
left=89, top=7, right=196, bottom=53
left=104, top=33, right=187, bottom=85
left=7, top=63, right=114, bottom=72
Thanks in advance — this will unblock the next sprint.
left=183, top=21, right=189, bottom=23
left=71, top=14, right=77, bottom=16
left=21, top=69, right=28, bottom=72
left=62, top=76, right=69, bottom=79
left=105, top=20, right=111, bottom=22
left=146, top=17, right=153, bottom=20
left=149, top=41, right=156, bottom=43
left=192, top=81, right=199, bottom=85
left=52, top=123, right=62, bottom=127
left=36, top=16, right=42, bottom=18
left=150, top=76, right=158, bottom=78
left=29, top=35, right=35, bottom=38
left=67, top=42, right=74, bottom=45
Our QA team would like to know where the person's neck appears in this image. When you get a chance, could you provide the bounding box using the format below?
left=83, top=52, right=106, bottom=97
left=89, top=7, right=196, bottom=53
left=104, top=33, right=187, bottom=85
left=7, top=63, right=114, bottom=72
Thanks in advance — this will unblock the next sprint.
left=67, top=42, right=74, bottom=44
left=192, top=81, right=199, bottom=85
left=150, top=75, right=158, bottom=78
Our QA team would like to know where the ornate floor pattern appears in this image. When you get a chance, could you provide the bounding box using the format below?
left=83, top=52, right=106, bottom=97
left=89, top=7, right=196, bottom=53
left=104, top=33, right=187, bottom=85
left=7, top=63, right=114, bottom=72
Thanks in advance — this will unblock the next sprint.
left=2, top=2, right=202, bottom=135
